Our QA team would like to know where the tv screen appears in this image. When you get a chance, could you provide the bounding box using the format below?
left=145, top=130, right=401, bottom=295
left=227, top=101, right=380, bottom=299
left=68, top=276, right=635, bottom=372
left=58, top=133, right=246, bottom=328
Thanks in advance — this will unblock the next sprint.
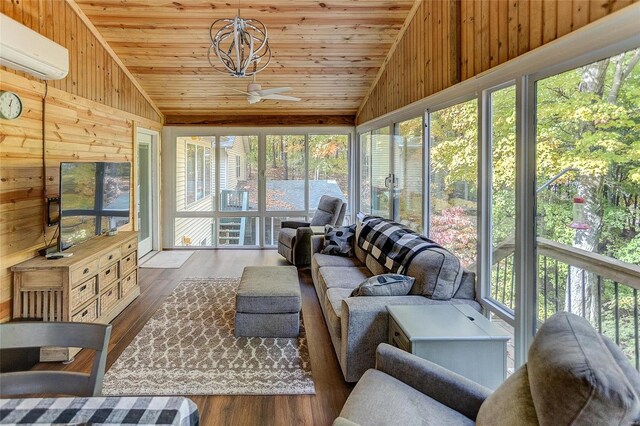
left=59, top=162, right=131, bottom=251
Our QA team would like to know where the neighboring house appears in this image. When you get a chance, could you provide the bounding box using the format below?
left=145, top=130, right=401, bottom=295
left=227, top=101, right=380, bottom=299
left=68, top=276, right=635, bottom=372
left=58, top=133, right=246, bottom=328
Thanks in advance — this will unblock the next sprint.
left=174, top=136, right=253, bottom=247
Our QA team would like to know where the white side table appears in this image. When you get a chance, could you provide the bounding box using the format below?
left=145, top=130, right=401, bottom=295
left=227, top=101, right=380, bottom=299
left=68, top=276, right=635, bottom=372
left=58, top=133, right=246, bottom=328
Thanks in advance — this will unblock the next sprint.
left=387, top=304, right=510, bottom=389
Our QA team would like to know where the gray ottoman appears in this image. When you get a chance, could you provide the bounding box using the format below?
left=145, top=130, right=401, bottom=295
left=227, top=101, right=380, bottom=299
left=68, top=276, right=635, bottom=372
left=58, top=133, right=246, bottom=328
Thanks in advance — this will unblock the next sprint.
left=235, top=266, right=301, bottom=338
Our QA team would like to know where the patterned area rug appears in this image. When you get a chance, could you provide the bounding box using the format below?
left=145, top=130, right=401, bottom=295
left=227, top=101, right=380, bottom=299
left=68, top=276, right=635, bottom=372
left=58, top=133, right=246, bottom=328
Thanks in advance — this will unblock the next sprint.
left=102, top=277, right=315, bottom=395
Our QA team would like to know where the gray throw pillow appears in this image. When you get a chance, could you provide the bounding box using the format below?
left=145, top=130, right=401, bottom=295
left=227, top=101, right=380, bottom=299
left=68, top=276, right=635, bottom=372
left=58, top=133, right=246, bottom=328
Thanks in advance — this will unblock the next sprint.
left=321, top=224, right=356, bottom=257
left=351, top=274, right=415, bottom=297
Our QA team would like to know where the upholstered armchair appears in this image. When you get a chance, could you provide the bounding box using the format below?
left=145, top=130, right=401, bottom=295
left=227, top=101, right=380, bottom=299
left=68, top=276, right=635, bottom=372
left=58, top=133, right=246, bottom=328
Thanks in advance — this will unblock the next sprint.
left=334, top=312, right=640, bottom=425
left=278, top=195, right=346, bottom=266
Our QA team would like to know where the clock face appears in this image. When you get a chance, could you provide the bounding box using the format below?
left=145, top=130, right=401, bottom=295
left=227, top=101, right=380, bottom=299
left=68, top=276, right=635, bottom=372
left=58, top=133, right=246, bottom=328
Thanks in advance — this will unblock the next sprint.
left=0, top=91, right=23, bottom=120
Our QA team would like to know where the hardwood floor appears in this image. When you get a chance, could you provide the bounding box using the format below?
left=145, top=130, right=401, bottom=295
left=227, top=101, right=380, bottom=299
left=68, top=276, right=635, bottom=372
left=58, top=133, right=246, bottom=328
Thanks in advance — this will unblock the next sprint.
left=39, top=250, right=353, bottom=426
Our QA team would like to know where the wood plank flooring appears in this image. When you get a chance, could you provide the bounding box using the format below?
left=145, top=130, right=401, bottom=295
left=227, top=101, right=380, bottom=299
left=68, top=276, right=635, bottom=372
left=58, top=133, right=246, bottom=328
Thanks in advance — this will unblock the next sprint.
left=37, top=250, right=353, bottom=426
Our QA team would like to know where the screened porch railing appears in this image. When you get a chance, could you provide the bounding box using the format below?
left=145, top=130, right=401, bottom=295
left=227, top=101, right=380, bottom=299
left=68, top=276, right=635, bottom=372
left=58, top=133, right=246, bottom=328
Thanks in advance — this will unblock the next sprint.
left=490, top=238, right=640, bottom=370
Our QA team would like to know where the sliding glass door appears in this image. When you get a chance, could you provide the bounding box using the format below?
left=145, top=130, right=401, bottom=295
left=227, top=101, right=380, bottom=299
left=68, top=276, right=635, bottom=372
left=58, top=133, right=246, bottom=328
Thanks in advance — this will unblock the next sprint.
left=359, top=119, right=423, bottom=230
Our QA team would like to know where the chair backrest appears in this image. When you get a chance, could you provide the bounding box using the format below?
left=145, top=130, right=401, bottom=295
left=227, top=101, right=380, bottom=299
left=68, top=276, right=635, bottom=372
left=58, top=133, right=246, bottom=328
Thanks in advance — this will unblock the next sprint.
left=310, top=195, right=345, bottom=226
left=0, top=322, right=112, bottom=397
left=476, top=312, right=640, bottom=425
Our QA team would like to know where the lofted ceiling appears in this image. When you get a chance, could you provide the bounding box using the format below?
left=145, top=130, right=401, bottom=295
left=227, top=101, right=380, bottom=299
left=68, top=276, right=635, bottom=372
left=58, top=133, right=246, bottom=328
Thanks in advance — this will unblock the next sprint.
left=74, top=0, right=416, bottom=119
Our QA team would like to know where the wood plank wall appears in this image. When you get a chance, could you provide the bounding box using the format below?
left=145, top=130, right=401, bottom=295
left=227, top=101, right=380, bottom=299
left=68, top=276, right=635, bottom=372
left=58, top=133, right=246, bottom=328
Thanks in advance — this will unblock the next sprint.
left=0, top=0, right=162, bottom=123
left=356, top=0, right=636, bottom=124
left=0, top=3, right=163, bottom=322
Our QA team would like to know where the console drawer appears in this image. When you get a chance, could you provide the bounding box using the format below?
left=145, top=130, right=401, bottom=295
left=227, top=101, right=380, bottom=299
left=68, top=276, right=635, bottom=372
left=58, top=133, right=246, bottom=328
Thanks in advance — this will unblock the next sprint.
left=100, top=263, right=119, bottom=288
left=70, top=260, right=99, bottom=286
left=389, top=317, right=411, bottom=352
left=100, top=282, right=120, bottom=314
left=72, top=299, right=99, bottom=323
left=121, top=239, right=137, bottom=255
left=121, top=269, right=137, bottom=296
left=99, top=247, right=121, bottom=269
left=70, top=277, right=98, bottom=310
left=120, top=250, right=137, bottom=276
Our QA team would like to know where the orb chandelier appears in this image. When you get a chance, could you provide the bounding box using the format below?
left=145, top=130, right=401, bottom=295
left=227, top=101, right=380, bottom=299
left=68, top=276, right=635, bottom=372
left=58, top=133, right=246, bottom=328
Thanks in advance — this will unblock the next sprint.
left=207, top=8, right=272, bottom=78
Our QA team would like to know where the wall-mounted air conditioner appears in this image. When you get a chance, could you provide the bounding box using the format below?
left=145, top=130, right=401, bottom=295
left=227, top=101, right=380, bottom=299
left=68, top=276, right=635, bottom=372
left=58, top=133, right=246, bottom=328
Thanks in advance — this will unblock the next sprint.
left=0, top=13, right=69, bottom=80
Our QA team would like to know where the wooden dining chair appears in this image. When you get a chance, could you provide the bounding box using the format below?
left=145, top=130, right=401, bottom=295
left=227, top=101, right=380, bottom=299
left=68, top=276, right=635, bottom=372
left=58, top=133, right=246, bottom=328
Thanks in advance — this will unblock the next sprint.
left=0, top=322, right=112, bottom=397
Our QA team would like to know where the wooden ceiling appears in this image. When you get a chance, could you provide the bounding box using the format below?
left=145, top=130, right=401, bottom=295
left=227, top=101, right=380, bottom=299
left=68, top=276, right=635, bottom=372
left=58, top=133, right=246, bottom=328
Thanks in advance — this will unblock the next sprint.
left=73, top=0, right=416, bottom=119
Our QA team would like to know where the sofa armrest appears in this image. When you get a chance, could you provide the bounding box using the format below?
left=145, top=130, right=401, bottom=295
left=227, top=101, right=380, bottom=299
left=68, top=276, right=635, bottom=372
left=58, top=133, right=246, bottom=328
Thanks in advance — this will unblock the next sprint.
left=375, top=343, right=491, bottom=420
left=311, top=235, right=324, bottom=254
left=340, top=295, right=429, bottom=382
left=282, top=220, right=311, bottom=229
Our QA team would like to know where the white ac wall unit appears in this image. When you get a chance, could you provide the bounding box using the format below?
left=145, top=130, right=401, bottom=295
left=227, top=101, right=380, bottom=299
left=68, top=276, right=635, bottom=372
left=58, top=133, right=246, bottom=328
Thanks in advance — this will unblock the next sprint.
left=0, top=13, right=69, bottom=80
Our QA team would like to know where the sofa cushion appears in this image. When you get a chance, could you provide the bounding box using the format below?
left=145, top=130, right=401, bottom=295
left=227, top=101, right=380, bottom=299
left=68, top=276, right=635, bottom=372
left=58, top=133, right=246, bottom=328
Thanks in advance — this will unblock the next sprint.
left=527, top=312, right=640, bottom=425
left=325, top=288, right=352, bottom=339
left=322, top=224, right=356, bottom=257
left=476, top=365, right=538, bottom=426
left=278, top=227, right=297, bottom=248
left=350, top=274, right=414, bottom=297
left=339, top=369, right=475, bottom=426
left=405, top=248, right=463, bottom=300
left=313, top=253, right=363, bottom=269
left=319, top=267, right=372, bottom=292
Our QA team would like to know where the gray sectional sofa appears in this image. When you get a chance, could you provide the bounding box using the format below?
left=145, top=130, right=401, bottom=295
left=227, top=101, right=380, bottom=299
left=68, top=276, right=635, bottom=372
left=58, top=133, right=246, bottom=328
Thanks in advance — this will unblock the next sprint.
left=310, top=218, right=480, bottom=382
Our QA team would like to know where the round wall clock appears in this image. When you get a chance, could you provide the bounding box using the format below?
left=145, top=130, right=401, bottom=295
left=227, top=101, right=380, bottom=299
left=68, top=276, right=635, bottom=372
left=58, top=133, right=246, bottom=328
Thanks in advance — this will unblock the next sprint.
left=0, top=90, right=23, bottom=120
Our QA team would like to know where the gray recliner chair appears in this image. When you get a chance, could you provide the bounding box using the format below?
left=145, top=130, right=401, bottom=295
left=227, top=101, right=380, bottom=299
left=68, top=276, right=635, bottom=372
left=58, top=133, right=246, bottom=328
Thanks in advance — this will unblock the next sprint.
left=278, top=195, right=346, bottom=266
left=334, top=312, right=640, bottom=425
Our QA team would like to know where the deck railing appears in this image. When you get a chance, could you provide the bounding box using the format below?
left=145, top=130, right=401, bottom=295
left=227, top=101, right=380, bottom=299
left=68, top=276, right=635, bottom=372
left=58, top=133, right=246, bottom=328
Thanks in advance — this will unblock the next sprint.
left=490, top=238, right=640, bottom=370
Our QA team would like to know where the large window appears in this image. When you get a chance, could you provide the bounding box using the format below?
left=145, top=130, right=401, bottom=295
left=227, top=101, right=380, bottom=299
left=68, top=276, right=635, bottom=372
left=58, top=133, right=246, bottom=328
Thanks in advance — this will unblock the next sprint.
left=308, top=134, right=349, bottom=215
left=429, top=100, right=478, bottom=268
left=394, top=117, right=423, bottom=231
left=169, top=129, right=351, bottom=248
left=359, top=132, right=372, bottom=214
left=219, top=136, right=258, bottom=213
left=535, top=49, right=640, bottom=365
left=266, top=135, right=306, bottom=212
left=489, top=86, right=517, bottom=311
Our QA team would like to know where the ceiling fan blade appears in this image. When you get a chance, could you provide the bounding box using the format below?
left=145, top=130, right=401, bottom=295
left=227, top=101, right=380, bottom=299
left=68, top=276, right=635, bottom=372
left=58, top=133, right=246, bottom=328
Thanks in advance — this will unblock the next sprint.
left=255, top=87, right=291, bottom=96
left=261, top=94, right=301, bottom=102
left=224, top=87, right=252, bottom=96
left=247, top=96, right=262, bottom=104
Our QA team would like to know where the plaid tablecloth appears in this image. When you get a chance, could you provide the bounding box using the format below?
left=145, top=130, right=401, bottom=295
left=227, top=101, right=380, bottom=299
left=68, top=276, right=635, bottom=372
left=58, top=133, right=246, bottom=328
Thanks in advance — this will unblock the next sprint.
left=0, top=396, right=199, bottom=425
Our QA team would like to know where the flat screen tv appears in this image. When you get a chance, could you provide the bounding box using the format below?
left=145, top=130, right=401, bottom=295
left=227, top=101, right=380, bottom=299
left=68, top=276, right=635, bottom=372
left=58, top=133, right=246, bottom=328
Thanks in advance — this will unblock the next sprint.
left=59, top=162, right=131, bottom=251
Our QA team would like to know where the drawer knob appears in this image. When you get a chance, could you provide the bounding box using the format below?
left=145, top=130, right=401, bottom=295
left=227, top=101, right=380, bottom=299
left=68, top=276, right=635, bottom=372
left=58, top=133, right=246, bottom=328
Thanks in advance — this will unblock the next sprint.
left=128, top=244, right=132, bottom=249
left=394, top=331, right=400, bottom=337
left=83, top=268, right=89, bottom=274
left=108, top=254, right=113, bottom=260
left=105, top=269, right=111, bottom=275
left=80, top=285, right=86, bottom=291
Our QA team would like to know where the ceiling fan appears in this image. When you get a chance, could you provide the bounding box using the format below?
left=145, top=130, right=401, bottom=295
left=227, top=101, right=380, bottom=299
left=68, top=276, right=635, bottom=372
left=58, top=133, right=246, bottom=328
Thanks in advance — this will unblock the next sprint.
left=226, top=77, right=301, bottom=104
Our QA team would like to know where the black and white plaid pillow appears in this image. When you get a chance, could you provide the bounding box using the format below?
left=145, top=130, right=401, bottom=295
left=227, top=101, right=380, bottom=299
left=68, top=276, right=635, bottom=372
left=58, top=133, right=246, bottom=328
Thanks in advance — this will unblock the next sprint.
left=350, top=274, right=415, bottom=297
left=321, top=224, right=356, bottom=257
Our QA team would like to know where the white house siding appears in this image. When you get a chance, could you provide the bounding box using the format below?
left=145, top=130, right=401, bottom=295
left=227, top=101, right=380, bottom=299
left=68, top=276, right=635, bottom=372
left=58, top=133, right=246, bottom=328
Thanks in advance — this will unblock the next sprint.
left=174, top=136, right=215, bottom=246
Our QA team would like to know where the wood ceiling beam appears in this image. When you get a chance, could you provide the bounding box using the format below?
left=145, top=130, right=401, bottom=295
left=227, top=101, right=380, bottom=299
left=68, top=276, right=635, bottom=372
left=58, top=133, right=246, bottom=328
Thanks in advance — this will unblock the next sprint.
left=165, top=114, right=356, bottom=127
left=356, top=0, right=423, bottom=118
left=65, top=0, right=165, bottom=122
